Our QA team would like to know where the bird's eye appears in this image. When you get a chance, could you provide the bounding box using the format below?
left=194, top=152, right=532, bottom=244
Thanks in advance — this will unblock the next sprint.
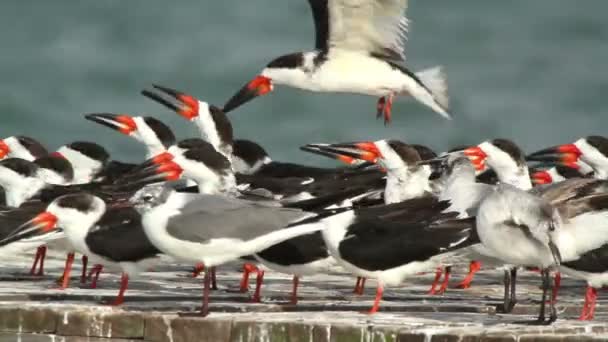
left=143, top=195, right=153, bottom=202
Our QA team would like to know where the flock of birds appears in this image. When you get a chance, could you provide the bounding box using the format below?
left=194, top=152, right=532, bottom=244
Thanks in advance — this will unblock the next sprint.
left=0, top=0, right=606, bottom=325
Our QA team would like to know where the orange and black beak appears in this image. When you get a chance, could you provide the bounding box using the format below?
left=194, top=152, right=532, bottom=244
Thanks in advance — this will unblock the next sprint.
left=304, top=141, right=382, bottom=164
left=531, top=170, right=553, bottom=185
left=300, top=145, right=360, bottom=165
left=85, top=113, right=137, bottom=135
left=117, top=153, right=182, bottom=185
left=141, top=84, right=200, bottom=120
left=526, top=144, right=581, bottom=169
left=223, top=75, right=273, bottom=113
left=0, top=212, right=58, bottom=247
left=0, top=140, right=10, bottom=159
left=463, top=146, right=488, bottom=171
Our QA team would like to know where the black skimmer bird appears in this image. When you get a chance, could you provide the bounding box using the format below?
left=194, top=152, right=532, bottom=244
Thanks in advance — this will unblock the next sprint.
left=54, top=141, right=111, bottom=184
left=0, top=136, right=48, bottom=161
left=476, top=184, right=561, bottom=324
left=138, top=187, right=334, bottom=316
left=561, top=244, right=608, bottom=320
left=142, top=85, right=374, bottom=180
left=141, top=85, right=234, bottom=160
left=463, top=139, right=533, bottom=190
left=321, top=197, right=477, bottom=313
left=223, top=0, right=451, bottom=124
left=85, top=113, right=176, bottom=159
left=527, top=136, right=608, bottom=179
left=530, top=166, right=586, bottom=185
left=1, top=193, right=161, bottom=305
left=306, top=139, right=433, bottom=203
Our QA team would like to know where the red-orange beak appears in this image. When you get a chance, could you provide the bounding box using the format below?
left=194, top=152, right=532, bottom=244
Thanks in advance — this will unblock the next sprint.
left=85, top=113, right=137, bottom=135
left=142, top=84, right=200, bottom=120
left=531, top=170, right=553, bottom=185
left=526, top=144, right=581, bottom=169
left=0, top=212, right=58, bottom=247
left=463, top=146, right=488, bottom=171
left=300, top=145, right=358, bottom=165
left=303, top=141, right=382, bottom=164
left=117, top=157, right=183, bottom=186
left=223, top=75, right=273, bottom=113
left=0, top=140, right=9, bottom=159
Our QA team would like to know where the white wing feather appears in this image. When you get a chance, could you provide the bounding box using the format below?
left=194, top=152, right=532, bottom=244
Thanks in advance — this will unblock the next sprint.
left=327, top=0, right=409, bottom=60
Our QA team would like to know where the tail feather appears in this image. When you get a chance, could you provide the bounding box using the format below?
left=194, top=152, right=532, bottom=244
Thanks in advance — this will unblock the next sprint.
left=416, top=66, right=451, bottom=119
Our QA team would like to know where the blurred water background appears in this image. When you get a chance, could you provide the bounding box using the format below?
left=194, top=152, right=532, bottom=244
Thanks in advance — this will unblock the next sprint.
left=1, top=1, right=606, bottom=164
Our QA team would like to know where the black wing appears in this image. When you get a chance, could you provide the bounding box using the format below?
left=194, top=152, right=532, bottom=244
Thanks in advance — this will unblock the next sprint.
left=307, top=0, right=329, bottom=50
left=85, top=207, right=160, bottom=262
left=256, top=231, right=329, bottom=266
left=563, top=244, right=608, bottom=273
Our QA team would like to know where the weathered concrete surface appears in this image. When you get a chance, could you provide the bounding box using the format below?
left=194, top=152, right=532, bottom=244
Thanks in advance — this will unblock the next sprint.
left=0, top=249, right=605, bottom=341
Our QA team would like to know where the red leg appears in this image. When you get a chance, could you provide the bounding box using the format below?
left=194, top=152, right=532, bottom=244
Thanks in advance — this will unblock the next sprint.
left=59, top=252, right=75, bottom=290
left=368, top=284, right=384, bottom=314
left=29, top=246, right=43, bottom=275
left=588, top=287, right=598, bottom=320
left=109, top=273, right=129, bottom=306
left=376, top=97, right=386, bottom=119
left=382, top=94, right=394, bottom=125
left=437, top=266, right=452, bottom=295
left=36, top=245, right=47, bottom=276
left=579, top=286, right=594, bottom=320
left=551, top=272, right=561, bottom=303
left=80, top=255, right=89, bottom=284
left=240, top=263, right=258, bottom=293
left=454, top=261, right=481, bottom=289
left=192, top=263, right=204, bottom=278
left=211, top=267, right=218, bottom=290
left=290, top=276, right=299, bottom=305
left=353, top=277, right=362, bottom=294
left=200, top=267, right=211, bottom=316
left=427, top=267, right=443, bottom=295
left=89, top=264, right=103, bottom=289
left=251, top=270, right=265, bottom=303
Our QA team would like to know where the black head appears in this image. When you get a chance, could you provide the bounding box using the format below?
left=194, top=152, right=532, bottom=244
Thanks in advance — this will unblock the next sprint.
left=142, top=117, right=176, bottom=148
left=411, top=144, right=437, bottom=161
left=15, top=136, right=49, bottom=158
left=34, top=155, right=74, bottom=182
left=55, top=193, right=98, bottom=213
left=586, top=136, right=608, bottom=157
left=182, top=146, right=232, bottom=176
left=65, top=142, right=110, bottom=165
left=209, top=105, right=234, bottom=147
left=266, top=53, right=305, bottom=69
left=490, top=138, right=525, bottom=165
left=386, top=140, right=421, bottom=165
left=0, top=158, right=39, bottom=178
left=233, top=139, right=269, bottom=166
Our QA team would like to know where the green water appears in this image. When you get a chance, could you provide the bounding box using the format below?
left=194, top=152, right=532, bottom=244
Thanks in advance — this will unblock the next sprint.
left=1, top=1, right=607, bottom=164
